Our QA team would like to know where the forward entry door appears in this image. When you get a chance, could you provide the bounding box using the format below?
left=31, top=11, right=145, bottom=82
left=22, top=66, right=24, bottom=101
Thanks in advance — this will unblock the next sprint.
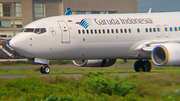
left=57, top=21, right=70, bottom=43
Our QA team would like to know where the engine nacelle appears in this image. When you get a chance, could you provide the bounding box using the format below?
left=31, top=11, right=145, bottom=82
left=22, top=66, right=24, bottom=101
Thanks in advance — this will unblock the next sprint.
left=73, top=59, right=116, bottom=67
left=151, top=43, right=180, bottom=66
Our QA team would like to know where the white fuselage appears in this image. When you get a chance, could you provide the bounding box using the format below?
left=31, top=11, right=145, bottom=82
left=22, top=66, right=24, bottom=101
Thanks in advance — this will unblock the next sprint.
left=9, top=12, right=180, bottom=60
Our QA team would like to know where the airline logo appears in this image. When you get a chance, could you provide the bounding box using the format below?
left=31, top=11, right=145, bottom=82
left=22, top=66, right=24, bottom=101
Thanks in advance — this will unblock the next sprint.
left=76, top=18, right=92, bottom=29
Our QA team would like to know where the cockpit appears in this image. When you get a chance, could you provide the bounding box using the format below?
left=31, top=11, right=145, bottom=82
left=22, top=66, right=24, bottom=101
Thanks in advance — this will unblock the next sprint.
left=21, top=28, right=47, bottom=34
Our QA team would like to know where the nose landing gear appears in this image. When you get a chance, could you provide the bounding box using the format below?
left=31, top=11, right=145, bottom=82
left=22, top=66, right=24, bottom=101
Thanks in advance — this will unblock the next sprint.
left=40, top=65, right=50, bottom=74
left=134, top=60, right=152, bottom=72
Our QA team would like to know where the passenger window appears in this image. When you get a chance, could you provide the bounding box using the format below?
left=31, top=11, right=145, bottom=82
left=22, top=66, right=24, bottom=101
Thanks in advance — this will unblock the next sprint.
left=86, top=30, right=89, bottom=34
left=137, top=28, right=140, bottom=33
left=99, top=29, right=101, bottom=34
left=120, top=29, right=123, bottom=33
left=24, top=28, right=34, bottom=32
left=124, top=29, right=127, bottom=33
left=175, top=27, right=178, bottom=31
left=35, top=29, right=40, bottom=34
left=165, top=27, right=168, bottom=32
left=41, top=28, right=46, bottom=33
left=116, top=29, right=118, bottom=33
left=107, top=29, right=109, bottom=33
left=94, top=29, right=97, bottom=34
left=91, top=29, right=93, bottom=34
left=78, top=30, right=81, bottom=34
left=145, top=28, right=148, bottom=32
left=82, top=30, right=85, bottom=34
left=103, top=29, right=105, bottom=34
left=153, top=28, right=156, bottom=32
left=149, top=28, right=152, bottom=32
left=170, top=27, right=173, bottom=31
left=171, top=27, right=173, bottom=31
left=129, top=29, right=131, bottom=33
left=111, top=29, right=114, bottom=33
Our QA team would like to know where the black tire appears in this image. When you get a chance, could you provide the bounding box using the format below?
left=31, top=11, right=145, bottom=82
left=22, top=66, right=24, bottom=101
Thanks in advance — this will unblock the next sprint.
left=40, top=65, right=50, bottom=74
left=134, top=61, right=143, bottom=72
left=40, top=66, right=45, bottom=74
left=142, top=61, right=152, bottom=72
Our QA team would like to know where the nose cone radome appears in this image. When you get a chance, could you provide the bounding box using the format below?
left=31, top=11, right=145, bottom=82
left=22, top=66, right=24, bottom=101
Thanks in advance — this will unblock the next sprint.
left=9, top=33, right=27, bottom=52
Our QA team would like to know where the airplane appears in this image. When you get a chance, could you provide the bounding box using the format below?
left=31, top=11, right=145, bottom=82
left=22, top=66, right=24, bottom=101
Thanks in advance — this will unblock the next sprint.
left=8, top=11, right=180, bottom=74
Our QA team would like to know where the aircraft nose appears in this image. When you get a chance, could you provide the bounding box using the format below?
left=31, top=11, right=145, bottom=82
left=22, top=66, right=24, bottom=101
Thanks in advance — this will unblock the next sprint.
left=9, top=33, right=27, bottom=51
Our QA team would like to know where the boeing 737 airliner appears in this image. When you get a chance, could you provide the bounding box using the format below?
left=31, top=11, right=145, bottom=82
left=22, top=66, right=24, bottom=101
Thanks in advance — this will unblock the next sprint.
left=8, top=11, right=180, bottom=74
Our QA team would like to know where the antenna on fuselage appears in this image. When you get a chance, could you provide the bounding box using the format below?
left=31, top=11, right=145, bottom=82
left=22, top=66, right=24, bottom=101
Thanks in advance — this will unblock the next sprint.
left=148, top=8, right=152, bottom=13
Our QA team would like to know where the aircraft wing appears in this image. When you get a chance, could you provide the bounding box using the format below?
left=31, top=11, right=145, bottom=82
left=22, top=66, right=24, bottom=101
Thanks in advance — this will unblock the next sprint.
left=134, top=39, right=180, bottom=52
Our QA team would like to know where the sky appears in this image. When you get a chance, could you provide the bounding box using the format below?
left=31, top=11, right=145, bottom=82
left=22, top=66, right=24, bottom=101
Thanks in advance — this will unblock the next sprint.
left=138, top=0, right=180, bottom=13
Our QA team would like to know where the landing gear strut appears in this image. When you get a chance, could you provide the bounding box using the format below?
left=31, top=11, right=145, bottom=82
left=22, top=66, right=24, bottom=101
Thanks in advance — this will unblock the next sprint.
left=40, top=65, right=50, bottom=74
left=134, top=60, right=152, bottom=72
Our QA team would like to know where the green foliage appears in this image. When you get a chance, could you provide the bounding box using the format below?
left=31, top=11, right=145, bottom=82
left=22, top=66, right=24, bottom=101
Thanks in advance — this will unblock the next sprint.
left=85, top=71, right=105, bottom=77
left=1, top=72, right=180, bottom=100
left=45, top=95, right=74, bottom=101
left=85, top=74, right=135, bottom=96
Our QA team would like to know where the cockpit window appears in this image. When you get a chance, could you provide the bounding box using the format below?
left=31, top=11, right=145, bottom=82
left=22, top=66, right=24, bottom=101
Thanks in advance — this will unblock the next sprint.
left=41, top=28, right=46, bottom=33
left=34, top=29, right=40, bottom=34
left=22, top=28, right=47, bottom=34
left=21, top=28, right=25, bottom=32
left=24, top=28, right=34, bottom=32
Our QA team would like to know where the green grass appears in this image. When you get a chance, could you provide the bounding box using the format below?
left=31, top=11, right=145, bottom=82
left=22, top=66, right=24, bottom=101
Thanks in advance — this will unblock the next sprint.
left=0, top=72, right=180, bottom=101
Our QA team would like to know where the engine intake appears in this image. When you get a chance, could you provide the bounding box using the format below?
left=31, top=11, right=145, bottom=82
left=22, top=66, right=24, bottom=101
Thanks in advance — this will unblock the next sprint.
left=73, top=59, right=116, bottom=67
left=151, top=43, right=180, bottom=66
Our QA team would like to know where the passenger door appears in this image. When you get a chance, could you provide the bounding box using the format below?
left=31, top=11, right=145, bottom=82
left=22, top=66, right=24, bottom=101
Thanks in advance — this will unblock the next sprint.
left=57, top=21, right=70, bottom=43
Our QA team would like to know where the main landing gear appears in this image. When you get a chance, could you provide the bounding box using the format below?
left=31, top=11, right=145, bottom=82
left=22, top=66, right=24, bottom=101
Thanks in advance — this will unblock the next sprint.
left=134, top=60, right=152, bottom=72
left=40, top=65, right=50, bottom=74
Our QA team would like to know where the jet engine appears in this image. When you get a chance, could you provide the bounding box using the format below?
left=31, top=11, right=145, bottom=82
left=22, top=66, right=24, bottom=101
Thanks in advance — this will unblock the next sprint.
left=72, top=59, right=116, bottom=67
left=151, top=43, right=180, bottom=66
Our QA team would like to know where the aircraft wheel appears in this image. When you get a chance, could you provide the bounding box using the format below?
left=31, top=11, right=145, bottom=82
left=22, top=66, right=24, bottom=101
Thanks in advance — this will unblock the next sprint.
left=142, top=61, right=152, bottom=72
left=134, top=61, right=143, bottom=72
left=40, top=65, right=50, bottom=74
left=40, top=66, right=44, bottom=73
